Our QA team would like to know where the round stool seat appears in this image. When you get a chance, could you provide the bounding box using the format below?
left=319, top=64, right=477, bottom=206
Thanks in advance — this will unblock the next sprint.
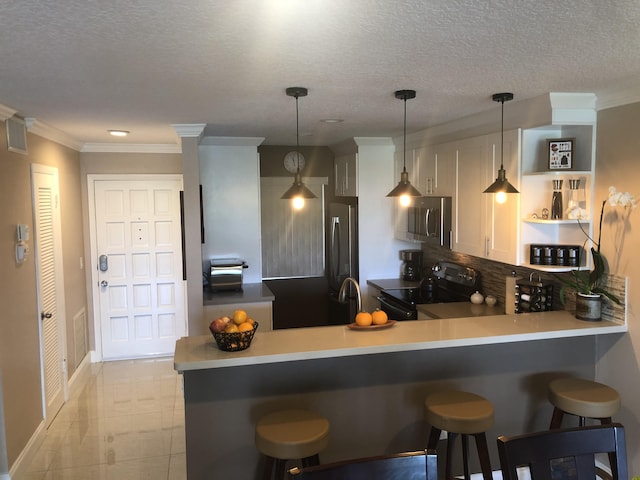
left=548, top=378, right=620, bottom=419
left=255, top=410, right=330, bottom=461
left=425, top=390, right=494, bottom=434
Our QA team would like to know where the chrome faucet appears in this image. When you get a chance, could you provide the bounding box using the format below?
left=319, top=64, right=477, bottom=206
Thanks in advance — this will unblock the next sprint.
left=338, top=277, right=362, bottom=313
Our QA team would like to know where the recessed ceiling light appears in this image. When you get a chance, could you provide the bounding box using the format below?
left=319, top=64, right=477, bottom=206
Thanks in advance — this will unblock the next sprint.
left=108, top=130, right=129, bottom=137
left=320, top=119, right=343, bottom=123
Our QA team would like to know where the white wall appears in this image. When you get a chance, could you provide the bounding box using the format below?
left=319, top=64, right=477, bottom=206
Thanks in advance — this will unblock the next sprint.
left=355, top=137, right=415, bottom=311
left=199, top=139, right=264, bottom=283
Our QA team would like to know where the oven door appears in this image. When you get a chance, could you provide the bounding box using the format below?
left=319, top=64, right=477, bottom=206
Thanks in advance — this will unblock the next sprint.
left=376, top=296, right=417, bottom=320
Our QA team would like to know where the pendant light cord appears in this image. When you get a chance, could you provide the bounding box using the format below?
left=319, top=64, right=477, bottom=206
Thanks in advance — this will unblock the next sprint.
left=500, top=97, right=504, bottom=170
left=403, top=97, right=407, bottom=172
left=295, top=94, right=301, bottom=173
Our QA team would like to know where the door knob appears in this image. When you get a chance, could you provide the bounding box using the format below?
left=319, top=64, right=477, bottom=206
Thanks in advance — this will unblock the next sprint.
left=101, top=280, right=109, bottom=287
left=41, top=312, right=52, bottom=320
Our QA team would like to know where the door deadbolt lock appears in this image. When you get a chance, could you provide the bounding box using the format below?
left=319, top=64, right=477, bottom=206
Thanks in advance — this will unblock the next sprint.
left=99, top=255, right=108, bottom=272
left=100, top=280, right=108, bottom=287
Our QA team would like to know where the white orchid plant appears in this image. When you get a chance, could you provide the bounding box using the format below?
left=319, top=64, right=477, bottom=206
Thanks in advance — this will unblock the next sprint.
left=559, top=186, right=637, bottom=305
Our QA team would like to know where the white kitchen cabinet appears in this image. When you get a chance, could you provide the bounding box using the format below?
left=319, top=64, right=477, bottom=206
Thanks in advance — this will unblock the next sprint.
left=334, top=153, right=358, bottom=196
left=392, top=148, right=419, bottom=242
left=453, top=135, right=488, bottom=257
left=519, top=124, right=595, bottom=271
left=485, top=129, right=520, bottom=264
left=453, top=130, right=520, bottom=264
left=415, top=142, right=453, bottom=196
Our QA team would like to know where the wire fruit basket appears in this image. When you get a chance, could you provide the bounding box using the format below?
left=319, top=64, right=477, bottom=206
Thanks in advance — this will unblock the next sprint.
left=210, top=322, right=258, bottom=351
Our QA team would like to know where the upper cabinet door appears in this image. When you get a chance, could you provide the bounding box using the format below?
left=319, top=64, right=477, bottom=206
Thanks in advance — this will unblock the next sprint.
left=334, top=153, right=357, bottom=197
left=485, top=129, right=521, bottom=264
left=452, top=130, right=520, bottom=263
left=415, top=143, right=453, bottom=196
left=453, top=135, right=488, bottom=257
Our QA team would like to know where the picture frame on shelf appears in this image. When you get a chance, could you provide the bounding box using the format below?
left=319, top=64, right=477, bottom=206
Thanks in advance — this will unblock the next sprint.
left=547, top=138, right=575, bottom=170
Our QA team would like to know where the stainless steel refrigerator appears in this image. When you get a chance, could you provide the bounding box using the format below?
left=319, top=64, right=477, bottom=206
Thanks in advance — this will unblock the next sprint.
left=327, top=200, right=359, bottom=324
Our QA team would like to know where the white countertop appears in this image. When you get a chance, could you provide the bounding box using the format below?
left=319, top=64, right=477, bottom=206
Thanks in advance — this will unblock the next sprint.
left=418, top=301, right=504, bottom=318
left=174, top=310, right=626, bottom=372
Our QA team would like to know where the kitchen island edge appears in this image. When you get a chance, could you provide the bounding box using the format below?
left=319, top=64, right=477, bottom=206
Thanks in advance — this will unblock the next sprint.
left=174, top=310, right=625, bottom=372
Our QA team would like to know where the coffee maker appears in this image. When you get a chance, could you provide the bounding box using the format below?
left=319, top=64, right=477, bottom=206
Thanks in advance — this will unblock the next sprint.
left=400, top=249, right=423, bottom=281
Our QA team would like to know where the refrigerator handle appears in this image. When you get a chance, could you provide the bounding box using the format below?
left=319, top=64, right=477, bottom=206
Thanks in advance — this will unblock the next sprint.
left=424, top=208, right=432, bottom=237
left=330, top=216, right=341, bottom=279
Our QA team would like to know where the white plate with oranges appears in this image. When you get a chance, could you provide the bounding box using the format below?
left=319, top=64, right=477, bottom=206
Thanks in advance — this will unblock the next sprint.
left=347, top=309, right=396, bottom=330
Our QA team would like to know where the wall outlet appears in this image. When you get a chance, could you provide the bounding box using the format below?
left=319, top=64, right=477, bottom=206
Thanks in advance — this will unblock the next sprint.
left=439, top=430, right=447, bottom=440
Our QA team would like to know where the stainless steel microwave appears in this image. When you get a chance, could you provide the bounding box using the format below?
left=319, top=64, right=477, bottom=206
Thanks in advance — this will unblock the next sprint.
left=407, top=196, right=452, bottom=247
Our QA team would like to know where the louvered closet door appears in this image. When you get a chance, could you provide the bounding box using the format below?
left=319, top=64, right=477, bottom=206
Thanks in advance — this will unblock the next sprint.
left=95, top=179, right=186, bottom=360
left=32, top=165, right=66, bottom=426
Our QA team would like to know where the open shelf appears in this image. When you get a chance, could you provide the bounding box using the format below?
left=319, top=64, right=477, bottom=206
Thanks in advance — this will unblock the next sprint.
left=522, top=170, right=592, bottom=177
left=522, top=263, right=589, bottom=273
left=523, top=218, right=591, bottom=225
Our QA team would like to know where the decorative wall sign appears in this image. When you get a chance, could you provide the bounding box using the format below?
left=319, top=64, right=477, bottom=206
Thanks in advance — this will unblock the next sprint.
left=547, top=138, right=575, bottom=170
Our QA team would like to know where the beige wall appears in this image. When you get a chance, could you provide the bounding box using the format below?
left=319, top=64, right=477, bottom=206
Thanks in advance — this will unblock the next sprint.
left=594, top=101, right=640, bottom=475
left=0, top=124, right=85, bottom=467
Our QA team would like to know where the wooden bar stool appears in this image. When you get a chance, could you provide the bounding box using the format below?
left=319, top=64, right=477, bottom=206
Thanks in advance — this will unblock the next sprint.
left=548, top=378, right=621, bottom=478
left=548, top=377, right=621, bottom=428
left=425, top=390, right=494, bottom=480
left=255, top=409, right=330, bottom=480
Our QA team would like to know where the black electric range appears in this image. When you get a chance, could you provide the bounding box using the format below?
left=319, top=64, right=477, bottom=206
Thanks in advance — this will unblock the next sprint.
left=377, top=261, right=481, bottom=320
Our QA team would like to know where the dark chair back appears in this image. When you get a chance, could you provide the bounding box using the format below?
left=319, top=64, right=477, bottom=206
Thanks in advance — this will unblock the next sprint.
left=497, top=423, right=627, bottom=480
left=287, top=449, right=437, bottom=480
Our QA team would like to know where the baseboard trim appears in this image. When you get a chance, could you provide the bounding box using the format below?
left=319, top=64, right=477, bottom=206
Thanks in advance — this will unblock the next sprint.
left=9, top=356, right=92, bottom=478
left=90, top=349, right=101, bottom=363
left=67, top=354, right=91, bottom=397
left=8, top=421, right=45, bottom=480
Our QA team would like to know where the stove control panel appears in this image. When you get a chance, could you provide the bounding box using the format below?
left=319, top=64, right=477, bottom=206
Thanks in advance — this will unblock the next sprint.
left=431, top=261, right=478, bottom=288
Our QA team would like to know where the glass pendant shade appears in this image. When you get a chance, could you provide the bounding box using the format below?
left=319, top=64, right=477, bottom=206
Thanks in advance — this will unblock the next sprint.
left=387, top=89, right=422, bottom=200
left=483, top=92, right=519, bottom=198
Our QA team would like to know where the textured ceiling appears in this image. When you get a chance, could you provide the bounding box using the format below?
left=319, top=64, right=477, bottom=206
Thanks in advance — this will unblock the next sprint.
left=1, top=0, right=640, bottom=147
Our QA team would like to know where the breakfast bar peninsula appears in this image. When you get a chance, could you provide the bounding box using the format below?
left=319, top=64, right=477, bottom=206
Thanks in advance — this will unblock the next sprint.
left=174, top=311, right=625, bottom=479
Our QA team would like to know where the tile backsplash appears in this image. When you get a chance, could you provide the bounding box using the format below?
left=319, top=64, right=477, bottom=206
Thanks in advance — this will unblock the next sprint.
left=420, top=244, right=625, bottom=324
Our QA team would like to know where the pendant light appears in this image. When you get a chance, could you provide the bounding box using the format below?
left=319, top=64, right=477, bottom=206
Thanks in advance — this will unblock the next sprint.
left=387, top=89, right=422, bottom=206
left=483, top=92, right=519, bottom=203
left=281, top=86, right=316, bottom=208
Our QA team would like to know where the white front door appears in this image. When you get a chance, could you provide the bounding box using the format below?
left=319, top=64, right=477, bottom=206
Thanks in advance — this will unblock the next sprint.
left=92, top=177, right=186, bottom=360
left=32, top=164, right=67, bottom=426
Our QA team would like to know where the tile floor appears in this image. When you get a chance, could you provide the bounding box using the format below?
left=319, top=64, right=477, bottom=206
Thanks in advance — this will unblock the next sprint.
left=16, top=357, right=185, bottom=480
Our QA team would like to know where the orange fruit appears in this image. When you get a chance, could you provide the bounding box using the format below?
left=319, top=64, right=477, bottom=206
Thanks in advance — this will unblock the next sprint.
left=224, top=323, right=239, bottom=333
left=372, top=309, right=388, bottom=325
left=355, top=311, right=373, bottom=326
left=233, top=310, right=248, bottom=325
left=238, top=322, right=253, bottom=332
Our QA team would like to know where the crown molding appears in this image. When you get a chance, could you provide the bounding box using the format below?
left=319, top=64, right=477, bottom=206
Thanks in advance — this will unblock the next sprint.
left=0, top=104, right=18, bottom=122
left=172, top=123, right=206, bottom=138
left=24, top=118, right=83, bottom=151
left=596, top=82, right=640, bottom=111
left=199, top=136, right=265, bottom=147
left=81, top=143, right=181, bottom=154
left=354, top=137, right=394, bottom=147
